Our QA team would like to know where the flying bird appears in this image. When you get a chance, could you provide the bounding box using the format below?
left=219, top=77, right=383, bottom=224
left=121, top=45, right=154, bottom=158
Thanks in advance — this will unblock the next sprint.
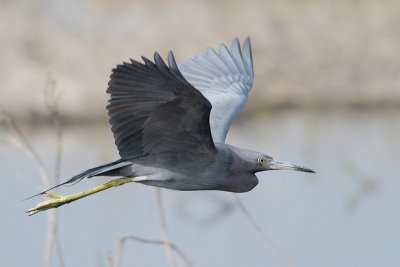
left=33, top=37, right=314, bottom=198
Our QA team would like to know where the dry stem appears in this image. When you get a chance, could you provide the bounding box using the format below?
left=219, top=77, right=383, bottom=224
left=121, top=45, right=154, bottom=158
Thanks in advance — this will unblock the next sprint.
left=1, top=80, right=66, bottom=267
left=107, top=251, right=114, bottom=267
left=233, top=194, right=294, bottom=267
left=114, top=235, right=194, bottom=267
left=2, top=113, right=50, bottom=189
left=44, top=74, right=65, bottom=267
left=156, top=188, right=176, bottom=267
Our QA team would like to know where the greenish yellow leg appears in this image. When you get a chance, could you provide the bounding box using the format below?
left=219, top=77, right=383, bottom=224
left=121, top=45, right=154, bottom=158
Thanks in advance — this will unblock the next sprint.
left=27, top=177, right=140, bottom=216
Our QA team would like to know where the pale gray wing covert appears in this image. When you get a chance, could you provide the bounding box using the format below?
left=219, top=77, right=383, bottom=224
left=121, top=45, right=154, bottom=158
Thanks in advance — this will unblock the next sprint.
left=178, top=37, right=254, bottom=143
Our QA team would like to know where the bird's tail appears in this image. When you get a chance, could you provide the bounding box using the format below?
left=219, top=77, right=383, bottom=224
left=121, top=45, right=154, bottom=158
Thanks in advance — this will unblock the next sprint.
left=25, top=160, right=132, bottom=200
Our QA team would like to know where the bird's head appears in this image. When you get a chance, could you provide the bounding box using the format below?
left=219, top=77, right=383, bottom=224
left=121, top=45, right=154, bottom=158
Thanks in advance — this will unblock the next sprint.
left=253, top=155, right=315, bottom=173
left=227, top=145, right=315, bottom=174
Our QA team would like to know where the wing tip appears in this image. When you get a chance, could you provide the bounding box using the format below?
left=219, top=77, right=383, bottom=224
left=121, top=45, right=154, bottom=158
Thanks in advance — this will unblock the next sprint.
left=168, top=51, right=185, bottom=79
left=243, top=36, right=251, bottom=45
left=167, top=51, right=176, bottom=65
left=241, top=36, right=253, bottom=76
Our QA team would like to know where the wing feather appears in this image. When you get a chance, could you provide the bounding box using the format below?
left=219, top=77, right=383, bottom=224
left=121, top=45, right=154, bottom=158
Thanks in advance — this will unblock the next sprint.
left=107, top=52, right=215, bottom=160
left=179, top=37, right=254, bottom=143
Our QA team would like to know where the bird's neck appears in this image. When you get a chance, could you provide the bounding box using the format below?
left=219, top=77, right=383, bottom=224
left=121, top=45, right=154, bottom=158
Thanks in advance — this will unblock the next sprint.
left=216, top=144, right=259, bottom=193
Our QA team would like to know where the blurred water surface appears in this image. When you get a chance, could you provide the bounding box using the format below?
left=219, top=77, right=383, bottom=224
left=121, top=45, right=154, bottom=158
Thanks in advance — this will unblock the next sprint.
left=1, top=110, right=399, bottom=267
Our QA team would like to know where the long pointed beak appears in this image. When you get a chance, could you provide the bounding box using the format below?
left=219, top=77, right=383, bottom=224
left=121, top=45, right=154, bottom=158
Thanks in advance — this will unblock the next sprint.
left=268, top=160, right=315, bottom=173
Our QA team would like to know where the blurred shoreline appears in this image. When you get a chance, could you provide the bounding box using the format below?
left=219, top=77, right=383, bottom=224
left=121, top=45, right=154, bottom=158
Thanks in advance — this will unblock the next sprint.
left=1, top=0, right=399, bottom=122
left=7, top=104, right=400, bottom=127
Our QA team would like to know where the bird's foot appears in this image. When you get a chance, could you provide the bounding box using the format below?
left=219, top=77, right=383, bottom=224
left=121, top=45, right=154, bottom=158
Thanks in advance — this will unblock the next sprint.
left=44, top=193, right=65, bottom=199
left=27, top=194, right=70, bottom=216
left=26, top=177, right=135, bottom=216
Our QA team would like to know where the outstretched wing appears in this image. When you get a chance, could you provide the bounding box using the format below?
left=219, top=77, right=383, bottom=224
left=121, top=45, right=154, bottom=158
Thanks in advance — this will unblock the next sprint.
left=107, top=52, right=216, bottom=161
left=178, top=37, right=254, bottom=143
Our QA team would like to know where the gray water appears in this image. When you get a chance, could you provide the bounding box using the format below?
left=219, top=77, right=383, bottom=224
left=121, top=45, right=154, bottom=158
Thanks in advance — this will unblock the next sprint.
left=1, top=110, right=399, bottom=267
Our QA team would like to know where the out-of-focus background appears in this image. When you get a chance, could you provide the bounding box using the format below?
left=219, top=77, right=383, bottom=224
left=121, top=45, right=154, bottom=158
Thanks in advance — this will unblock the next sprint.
left=1, top=0, right=399, bottom=267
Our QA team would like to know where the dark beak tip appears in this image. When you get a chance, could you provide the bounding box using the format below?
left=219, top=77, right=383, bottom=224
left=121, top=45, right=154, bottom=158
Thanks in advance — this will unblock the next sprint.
left=304, top=168, right=316, bottom=173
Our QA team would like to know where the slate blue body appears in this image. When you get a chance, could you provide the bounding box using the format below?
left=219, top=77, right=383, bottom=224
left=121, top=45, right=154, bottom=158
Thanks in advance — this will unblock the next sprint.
left=35, top=37, right=314, bottom=197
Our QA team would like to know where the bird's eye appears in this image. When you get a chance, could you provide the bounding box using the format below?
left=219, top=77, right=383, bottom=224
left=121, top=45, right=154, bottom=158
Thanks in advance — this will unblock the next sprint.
left=258, top=157, right=269, bottom=164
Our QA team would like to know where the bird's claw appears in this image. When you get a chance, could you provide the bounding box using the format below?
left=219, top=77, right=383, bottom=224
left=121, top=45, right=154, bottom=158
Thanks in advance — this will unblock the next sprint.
left=26, top=194, right=69, bottom=216
left=26, top=177, right=136, bottom=216
left=44, top=193, right=65, bottom=199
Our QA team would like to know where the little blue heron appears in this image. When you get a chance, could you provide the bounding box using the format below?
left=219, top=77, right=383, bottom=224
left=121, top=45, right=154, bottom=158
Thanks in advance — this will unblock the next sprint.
left=30, top=37, right=314, bottom=208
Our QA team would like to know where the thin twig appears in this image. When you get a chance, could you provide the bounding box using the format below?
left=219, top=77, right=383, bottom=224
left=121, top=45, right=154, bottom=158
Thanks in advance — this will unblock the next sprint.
left=107, top=251, right=114, bottom=267
left=3, top=114, right=50, bottom=189
left=114, top=235, right=194, bottom=267
left=54, top=230, right=64, bottom=267
left=1, top=113, right=60, bottom=267
left=1, top=74, right=65, bottom=267
left=44, top=74, right=65, bottom=267
left=45, top=211, right=56, bottom=267
left=44, top=73, right=63, bottom=117
left=233, top=194, right=294, bottom=267
left=1, top=107, right=53, bottom=267
left=156, top=188, right=176, bottom=267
